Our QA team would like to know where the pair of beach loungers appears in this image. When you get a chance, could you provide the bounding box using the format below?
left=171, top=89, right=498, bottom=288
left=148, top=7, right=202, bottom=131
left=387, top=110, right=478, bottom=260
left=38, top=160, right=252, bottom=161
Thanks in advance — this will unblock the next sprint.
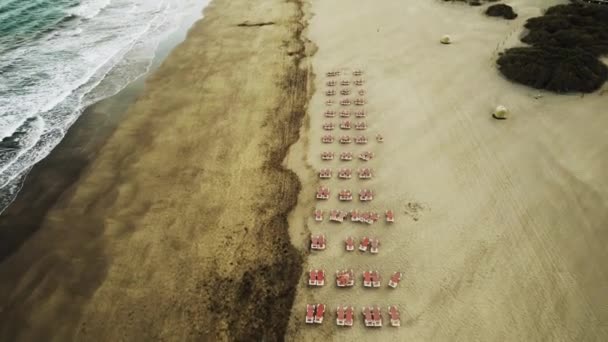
left=305, top=304, right=325, bottom=324
left=308, top=269, right=325, bottom=286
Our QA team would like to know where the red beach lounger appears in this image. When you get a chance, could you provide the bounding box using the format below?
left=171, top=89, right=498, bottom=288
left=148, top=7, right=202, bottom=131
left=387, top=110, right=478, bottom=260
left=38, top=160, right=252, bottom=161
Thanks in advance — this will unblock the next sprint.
left=388, top=272, right=402, bottom=288
left=345, top=306, right=354, bottom=327
left=363, top=307, right=373, bottom=327
left=308, top=270, right=317, bottom=286
left=314, top=304, right=325, bottom=324
left=385, top=210, right=395, bottom=223
left=372, top=305, right=383, bottom=327
left=363, top=271, right=372, bottom=287
left=345, top=236, right=355, bottom=251
left=388, top=305, right=400, bottom=327
left=306, top=304, right=315, bottom=324
left=370, top=239, right=380, bottom=254
left=359, top=237, right=370, bottom=252
left=371, top=271, right=381, bottom=288
left=317, top=269, right=325, bottom=286
left=336, top=306, right=345, bottom=326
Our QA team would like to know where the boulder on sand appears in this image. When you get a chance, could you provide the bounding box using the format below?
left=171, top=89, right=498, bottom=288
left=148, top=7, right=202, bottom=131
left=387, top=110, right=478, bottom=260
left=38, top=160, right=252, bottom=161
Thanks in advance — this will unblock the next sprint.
left=440, top=35, right=452, bottom=44
left=492, top=105, right=508, bottom=120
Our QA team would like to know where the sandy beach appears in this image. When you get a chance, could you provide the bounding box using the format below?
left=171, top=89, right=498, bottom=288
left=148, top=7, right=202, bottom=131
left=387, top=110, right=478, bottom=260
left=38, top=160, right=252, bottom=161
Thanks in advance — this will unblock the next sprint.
left=286, top=0, right=608, bottom=340
left=0, top=0, right=310, bottom=340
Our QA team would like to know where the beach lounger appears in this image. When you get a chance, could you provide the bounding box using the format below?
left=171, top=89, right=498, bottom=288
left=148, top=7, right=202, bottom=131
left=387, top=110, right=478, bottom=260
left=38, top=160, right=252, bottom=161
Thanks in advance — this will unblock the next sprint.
left=321, top=152, right=334, bottom=160
left=338, top=168, right=352, bottom=179
left=340, top=89, right=351, bottom=95
left=371, top=271, right=381, bottom=288
left=306, top=304, right=315, bottom=324
left=317, top=269, right=325, bottom=286
left=329, top=209, right=346, bottom=223
left=339, top=110, right=350, bottom=118
left=362, top=307, right=374, bottom=327
left=354, top=98, right=365, bottom=106
left=344, top=306, right=354, bottom=327
left=340, top=120, right=352, bottom=129
left=385, top=210, right=395, bottom=223
left=336, top=306, right=345, bottom=326
left=376, top=133, right=384, bottom=142
left=319, top=168, right=332, bottom=179
left=310, top=234, right=326, bottom=250
left=308, top=270, right=317, bottom=286
left=325, top=99, right=334, bottom=106
left=354, top=79, right=364, bottom=86
left=324, top=110, right=336, bottom=117
left=388, top=305, right=400, bottom=327
left=370, top=238, right=380, bottom=254
left=358, top=151, right=374, bottom=161
left=338, top=189, right=353, bottom=201
left=354, top=135, right=368, bottom=144
left=354, top=121, right=367, bottom=130
left=336, top=269, right=355, bottom=287
left=354, top=110, right=366, bottom=118
left=317, top=235, right=326, bottom=250
left=322, top=122, right=335, bottom=131
left=358, top=89, right=366, bottom=96
left=353, top=70, right=363, bottom=76
left=316, top=186, right=330, bottom=200
left=359, top=237, right=370, bottom=252
left=372, top=305, right=382, bottom=327
left=339, top=136, right=352, bottom=144
left=321, top=135, right=334, bottom=144
left=363, top=271, right=372, bottom=287
left=388, top=272, right=402, bottom=288
left=314, top=209, right=323, bottom=222
left=340, top=99, right=351, bottom=106
left=359, top=189, right=374, bottom=201
left=358, top=168, right=373, bottom=179
left=340, top=152, right=353, bottom=161
left=345, top=236, right=355, bottom=251
left=326, top=80, right=336, bottom=87
left=325, top=89, right=336, bottom=96
left=326, top=71, right=340, bottom=77
left=314, top=304, right=325, bottom=324
left=341, top=80, right=350, bottom=86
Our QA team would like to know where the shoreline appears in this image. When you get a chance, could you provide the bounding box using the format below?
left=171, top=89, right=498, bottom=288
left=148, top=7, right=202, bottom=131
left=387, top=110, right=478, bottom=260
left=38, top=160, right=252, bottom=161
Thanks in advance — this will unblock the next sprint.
left=0, top=1, right=208, bottom=262
left=0, top=0, right=312, bottom=340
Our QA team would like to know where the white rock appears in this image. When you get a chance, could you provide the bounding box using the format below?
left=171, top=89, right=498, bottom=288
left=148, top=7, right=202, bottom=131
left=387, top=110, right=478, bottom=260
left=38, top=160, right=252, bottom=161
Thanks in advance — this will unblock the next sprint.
left=493, top=105, right=508, bottom=119
left=440, top=35, right=451, bottom=44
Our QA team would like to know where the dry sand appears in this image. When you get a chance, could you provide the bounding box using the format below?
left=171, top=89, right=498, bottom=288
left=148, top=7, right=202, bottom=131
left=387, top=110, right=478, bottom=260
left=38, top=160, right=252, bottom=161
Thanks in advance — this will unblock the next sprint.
left=0, top=0, right=312, bottom=340
left=286, top=0, right=608, bottom=340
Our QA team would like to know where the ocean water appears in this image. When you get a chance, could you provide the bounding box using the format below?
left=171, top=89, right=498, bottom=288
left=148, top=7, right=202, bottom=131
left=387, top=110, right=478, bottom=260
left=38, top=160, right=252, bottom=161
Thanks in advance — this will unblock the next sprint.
left=0, top=0, right=209, bottom=212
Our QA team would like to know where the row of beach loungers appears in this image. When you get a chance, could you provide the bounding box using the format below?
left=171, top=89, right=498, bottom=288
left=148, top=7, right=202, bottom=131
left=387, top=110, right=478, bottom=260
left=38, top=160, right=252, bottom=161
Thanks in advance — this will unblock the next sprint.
left=316, top=187, right=375, bottom=201
left=321, top=134, right=383, bottom=144
left=319, top=167, right=373, bottom=179
left=310, top=234, right=381, bottom=253
left=306, top=304, right=401, bottom=328
left=321, top=151, right=374, bottom=161
left=309, top=270, right=402, bottom=288
left=314, top=209, right=394, bottom=223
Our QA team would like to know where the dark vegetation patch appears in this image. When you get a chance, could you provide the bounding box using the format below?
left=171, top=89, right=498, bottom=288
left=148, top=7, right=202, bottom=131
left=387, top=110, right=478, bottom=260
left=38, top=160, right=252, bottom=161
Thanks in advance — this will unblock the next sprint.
left=237, top=21, right=276, bottom=27
left=497, top=3, right=608, bottom=93
left=486, top=4, right=518, bottom=19
left=443, top=0, right=499, bottom=6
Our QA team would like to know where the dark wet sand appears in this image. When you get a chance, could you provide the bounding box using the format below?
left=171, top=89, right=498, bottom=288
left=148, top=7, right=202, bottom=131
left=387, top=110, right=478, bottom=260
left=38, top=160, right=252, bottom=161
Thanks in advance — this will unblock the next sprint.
left=0, top=0, right=311, bottom=340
